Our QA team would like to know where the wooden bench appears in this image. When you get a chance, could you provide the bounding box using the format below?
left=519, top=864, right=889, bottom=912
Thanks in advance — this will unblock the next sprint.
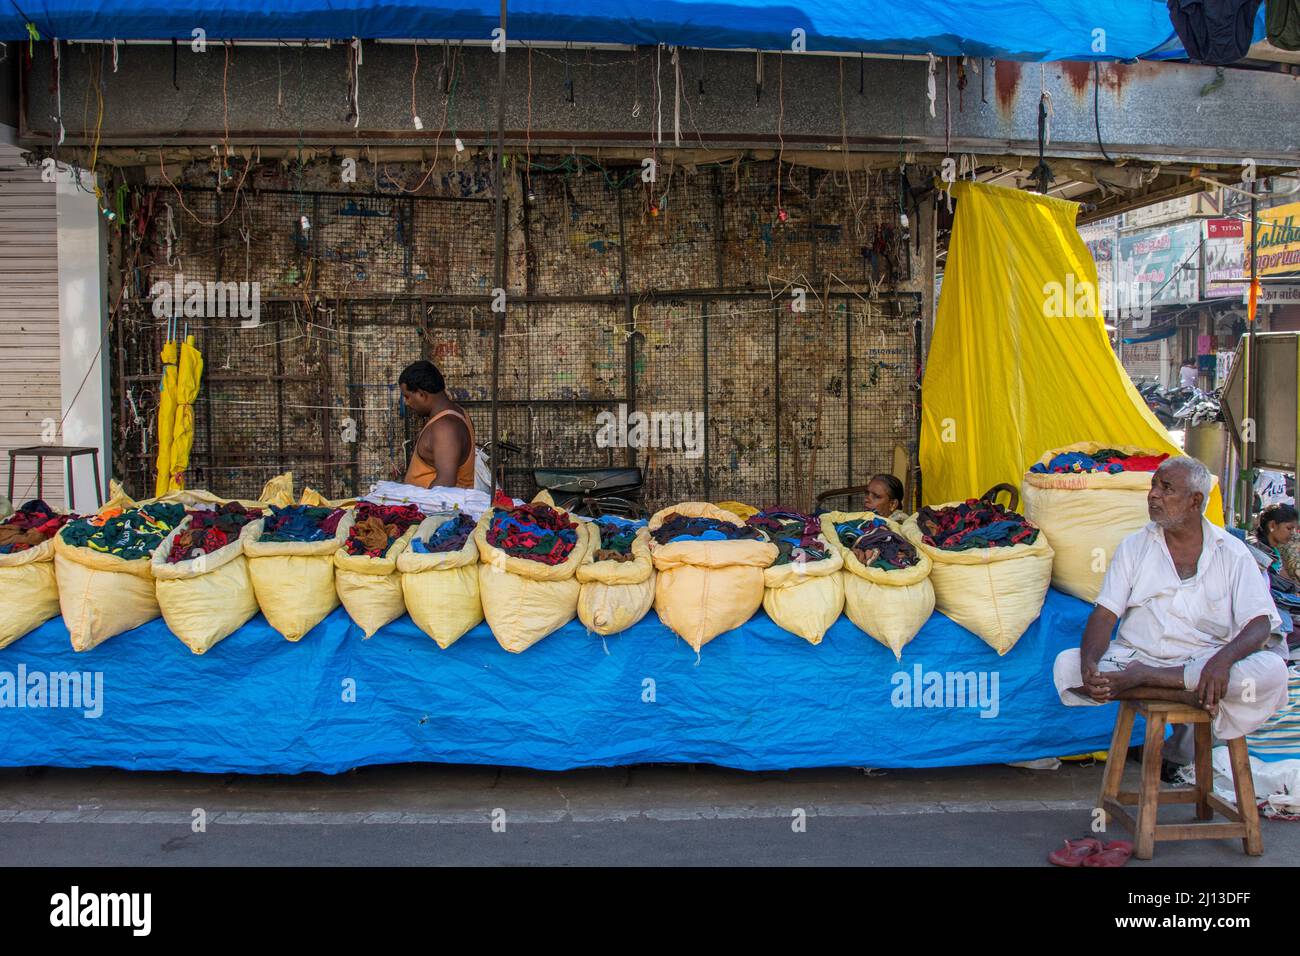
left=1098, top=698, right=1262, bottom=860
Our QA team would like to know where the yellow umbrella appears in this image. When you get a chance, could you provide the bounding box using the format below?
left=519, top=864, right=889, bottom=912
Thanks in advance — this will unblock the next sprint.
left=166, top=334, right=204, bottom=493
left=154, top=337, right=179, bottom=497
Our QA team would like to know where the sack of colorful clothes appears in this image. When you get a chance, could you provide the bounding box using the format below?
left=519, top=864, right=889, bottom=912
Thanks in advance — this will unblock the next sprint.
left=244, top=502, right=353, bottom=641
left=901, top=499, right=1053, bottom=656
left=1020, top=442, right=1176, bottom=603
left=746, top=510, right=844, bottom=645
left=474, top=497, right=594, bottom=653
left=397, top=511, right=483, bottom=648
left=0, top=500, right=74, bottom=649
left=648, top=502, right=778, bottom=652
left=333, top=502, right=425, bottom=638
left=821, top=510, right=933, bottom=659
left=150, top=502, right=263, bottom=654
left=55, top=500, right=187, bottom=651
left=575, top=516, right=655, bottom=637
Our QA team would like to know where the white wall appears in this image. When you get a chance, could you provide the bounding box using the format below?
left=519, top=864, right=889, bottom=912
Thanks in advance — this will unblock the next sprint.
left=56, top=165, right=109, bottom=510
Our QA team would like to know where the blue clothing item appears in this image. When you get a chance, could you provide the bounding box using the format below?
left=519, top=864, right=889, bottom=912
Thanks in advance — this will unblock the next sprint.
left=411, top=512, right=477, bottom=554
left=1028, top=452, right=1123, bottom=475
left=670, top=529, right=729, bottom=542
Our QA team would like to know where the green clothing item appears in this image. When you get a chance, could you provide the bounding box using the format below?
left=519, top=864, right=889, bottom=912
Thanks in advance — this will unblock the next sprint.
left=60, top=502, right=185, bottom=560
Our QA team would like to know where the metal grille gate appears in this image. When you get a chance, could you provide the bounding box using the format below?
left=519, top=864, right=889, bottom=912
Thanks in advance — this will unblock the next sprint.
left=112, top=160, right=920, bottom=511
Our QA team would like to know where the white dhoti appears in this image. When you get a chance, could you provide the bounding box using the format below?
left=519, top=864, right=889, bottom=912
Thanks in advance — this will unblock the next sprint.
left=1053, top=644, right=1290, bottom=740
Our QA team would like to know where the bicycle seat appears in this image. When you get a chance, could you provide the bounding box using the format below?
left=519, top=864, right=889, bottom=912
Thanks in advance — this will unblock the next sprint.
left=533, top=467, right=643, bottom=494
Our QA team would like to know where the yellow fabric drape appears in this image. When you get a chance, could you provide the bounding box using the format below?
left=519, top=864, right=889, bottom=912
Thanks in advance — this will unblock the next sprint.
left=167, top=335, right=204, bottom=493
left=920, top=181, right=1223, bottom=524
left=154, top=339, right=179, bottom=498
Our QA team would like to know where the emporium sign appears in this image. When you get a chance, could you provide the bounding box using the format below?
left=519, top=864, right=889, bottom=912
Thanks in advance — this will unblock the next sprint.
left=1245, top=201, right=1300, bottom=276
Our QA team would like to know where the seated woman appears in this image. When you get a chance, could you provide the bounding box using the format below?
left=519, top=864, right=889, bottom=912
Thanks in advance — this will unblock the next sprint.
left=863, top=474, right=909, bottom=523
left=1250, top=503, right=1298, bottom=649
left=1251, top=503, right=1298, bottom=583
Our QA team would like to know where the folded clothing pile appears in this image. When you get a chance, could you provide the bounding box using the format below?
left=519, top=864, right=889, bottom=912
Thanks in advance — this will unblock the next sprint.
left=1028, top=449, right=1169, bottom=475
left=411, top=512, right=478, bottom=554
left=344, top=502, right=425, bottom=557
left=746, top=510, right=830, bottom=565
left=362, top=481, right=493, bottom=519
left=0, top=500, right=72, bottom=554
left=592, top=515, right=645, bottom=562
left=166, top=502, right=263, bottom=563
left=651, top=514, right=765, bottom=545
left=916, top=500, right=1039, bottom=551
left=486, top=503, right=579, bottom=565
left=260, top=504, right=346, bottom=543
left=834, top=516, right=919, bottom=571
left=60, top=502, right=186, bottom=559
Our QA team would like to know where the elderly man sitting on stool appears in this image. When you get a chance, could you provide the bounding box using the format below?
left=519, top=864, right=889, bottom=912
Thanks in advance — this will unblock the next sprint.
left=1054, top=456, right=1290, bottom=775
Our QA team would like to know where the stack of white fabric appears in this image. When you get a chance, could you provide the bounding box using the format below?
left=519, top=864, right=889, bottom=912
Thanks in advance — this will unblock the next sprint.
left=361, top=481, right=497, bottom=519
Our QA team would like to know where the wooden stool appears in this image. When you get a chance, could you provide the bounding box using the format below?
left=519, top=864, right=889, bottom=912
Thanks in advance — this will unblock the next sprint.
left=1098, top=699, right=1262, bottom=860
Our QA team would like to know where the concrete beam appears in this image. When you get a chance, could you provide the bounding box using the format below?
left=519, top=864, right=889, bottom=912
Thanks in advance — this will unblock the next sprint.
left=18, top=44, right=1300, bottom=167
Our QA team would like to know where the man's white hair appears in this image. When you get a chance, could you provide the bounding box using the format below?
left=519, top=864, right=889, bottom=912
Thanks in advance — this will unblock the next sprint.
left=1159, top=455, right=1214, bottom=500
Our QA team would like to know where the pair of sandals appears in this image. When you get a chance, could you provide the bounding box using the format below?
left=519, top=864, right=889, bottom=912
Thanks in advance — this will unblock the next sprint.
left=1048, top=837, right=1134, bottom=867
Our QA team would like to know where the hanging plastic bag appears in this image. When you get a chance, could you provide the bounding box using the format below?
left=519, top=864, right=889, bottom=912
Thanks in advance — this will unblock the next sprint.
left=648, top=502, right=778, bottom=652
left=1020, top=441, right=1190, bottom=603
left=244, top=506, right=354, bottom=641
left=821, top=510, right=934, bottom=659
left=54, top=501, right=186, bottom=652
left=748, top=510, right=844, bottom=645
left=334, top=504, right=423, bottom=638
left=150, top=512, right=261, bottom=654
left=397, top=512, right=483, bottom=649
left=576, top=518, right=655, bottom=637
left=901, top=501, right=1053, bottom=655
left=474, top=498, right=594, bottom=653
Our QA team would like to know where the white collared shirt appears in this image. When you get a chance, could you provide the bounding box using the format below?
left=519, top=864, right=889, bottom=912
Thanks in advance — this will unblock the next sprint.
left=1096, top=517, right=1282, bottom=664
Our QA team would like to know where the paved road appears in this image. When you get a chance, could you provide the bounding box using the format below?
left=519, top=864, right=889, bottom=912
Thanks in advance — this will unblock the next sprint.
left=4, top=808, right=1297, bottom=867
left=1, top=762, right=1296, bottom=866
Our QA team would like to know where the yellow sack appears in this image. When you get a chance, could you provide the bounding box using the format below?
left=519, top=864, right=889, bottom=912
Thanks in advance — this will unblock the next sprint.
left=150, top=516, right=259, bottom=654
left=759, top=527, right=844, bottom=646
left=576, top=525, right=656, bottom=636
left=822, top=511, right=935, bottom=658
left=334, top=522, right=419, bottom=638
left=474, top=504, right=594, bottom=653
left=0, top=536, right=61, bottom=649
left=1020, top=443, right=1196, bottom=603
left=397, top=513, right=483, bottom=649
left=901, top=503, right=1054, bottom=656
left=54, top=532, right=159, bottom=652
left=648, top=502, right=778, bottom=652
left=244, top=509, right=353, bottom=641
left=301, top=487, right=357, bottom=509
left=715, top=500, right=758, bottom=520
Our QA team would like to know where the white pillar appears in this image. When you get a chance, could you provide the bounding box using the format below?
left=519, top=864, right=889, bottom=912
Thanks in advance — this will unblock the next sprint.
left=56, top=167, right=109, bottom=509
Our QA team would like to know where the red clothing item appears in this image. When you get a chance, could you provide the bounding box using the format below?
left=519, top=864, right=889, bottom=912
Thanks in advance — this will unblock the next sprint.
left=1118, top=453, right=1170, bottom=472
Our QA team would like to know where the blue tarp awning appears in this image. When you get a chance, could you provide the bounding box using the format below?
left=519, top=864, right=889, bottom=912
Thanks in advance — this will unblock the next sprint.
left=0, top=1, right=1243, bottom=62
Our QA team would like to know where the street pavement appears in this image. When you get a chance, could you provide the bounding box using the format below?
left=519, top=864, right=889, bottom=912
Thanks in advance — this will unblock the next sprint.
left=1, top=761, right=1296, bottom=866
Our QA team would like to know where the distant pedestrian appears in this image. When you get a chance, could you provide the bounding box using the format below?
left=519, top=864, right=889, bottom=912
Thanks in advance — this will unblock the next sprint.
left=1179, top=358, right=1197, bottom=390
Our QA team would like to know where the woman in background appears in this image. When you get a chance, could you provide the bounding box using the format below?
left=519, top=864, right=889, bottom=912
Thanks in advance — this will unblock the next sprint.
left=864, top=474, right=909, bottom=524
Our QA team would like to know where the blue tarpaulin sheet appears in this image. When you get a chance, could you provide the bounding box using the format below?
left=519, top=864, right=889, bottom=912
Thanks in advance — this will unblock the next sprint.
left=0, top=1, right=1191, bottom=61
left=0, top=588, right=1140, bottom=774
